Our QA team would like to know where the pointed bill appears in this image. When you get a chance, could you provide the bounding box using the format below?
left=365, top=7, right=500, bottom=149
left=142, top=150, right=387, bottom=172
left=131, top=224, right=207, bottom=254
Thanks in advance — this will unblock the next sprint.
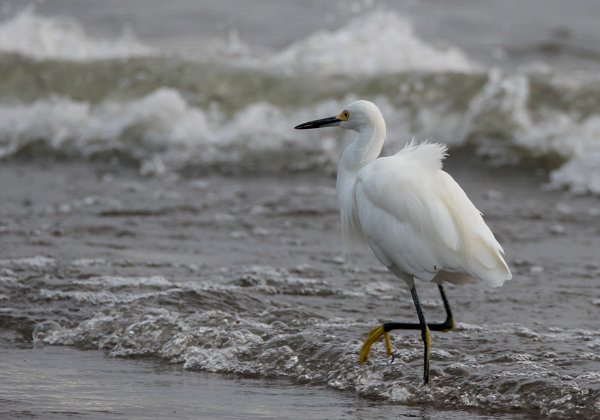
left=294, top=116, right=340, bottom=130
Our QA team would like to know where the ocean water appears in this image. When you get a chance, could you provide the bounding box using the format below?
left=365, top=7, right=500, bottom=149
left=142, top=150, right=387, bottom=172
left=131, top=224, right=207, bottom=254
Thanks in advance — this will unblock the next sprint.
left=1, top=2, right=600, bottom=418
left=1, top=160, right=599, bottom=418
left=0, top=2, right=599, bottom=192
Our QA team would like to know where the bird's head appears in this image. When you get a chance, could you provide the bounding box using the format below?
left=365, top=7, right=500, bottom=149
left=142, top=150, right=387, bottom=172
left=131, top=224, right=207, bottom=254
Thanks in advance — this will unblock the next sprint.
left=295, top=100, right=384, bottom=132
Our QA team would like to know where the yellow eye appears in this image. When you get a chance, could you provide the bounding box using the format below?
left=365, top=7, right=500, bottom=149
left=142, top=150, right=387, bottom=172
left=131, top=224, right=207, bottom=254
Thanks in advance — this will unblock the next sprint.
left=338, top=111, right=350, bottom=121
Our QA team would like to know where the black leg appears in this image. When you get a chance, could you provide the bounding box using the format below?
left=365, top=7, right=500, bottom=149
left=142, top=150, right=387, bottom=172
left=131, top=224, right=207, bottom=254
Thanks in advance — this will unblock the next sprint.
left=358, top=284, right=456, bottom=383
left=409, top=285, right=430, bottom=384
left=382, top=284, right=455, bottom=333
left=437, top=284, right=454, bottom=331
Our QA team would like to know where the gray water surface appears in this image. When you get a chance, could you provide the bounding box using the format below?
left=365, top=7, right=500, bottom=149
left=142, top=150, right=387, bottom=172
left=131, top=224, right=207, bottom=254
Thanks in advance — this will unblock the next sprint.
left=0, top=160, right=598, bottom=418
left=31, top=0, right=600, bottom=70
left=1, top=334, right=534, bottom=419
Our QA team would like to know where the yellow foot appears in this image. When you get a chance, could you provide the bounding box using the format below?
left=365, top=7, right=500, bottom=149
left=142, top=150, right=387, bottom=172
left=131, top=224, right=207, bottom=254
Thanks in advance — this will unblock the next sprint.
left=358, top=325, right=393, bottom=363
left=442, top=318, right=456, bottom=333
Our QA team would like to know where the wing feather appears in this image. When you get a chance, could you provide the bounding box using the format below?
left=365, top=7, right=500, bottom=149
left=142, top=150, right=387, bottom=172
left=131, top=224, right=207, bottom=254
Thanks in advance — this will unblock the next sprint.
left=353, top=142, right=511, bottom=287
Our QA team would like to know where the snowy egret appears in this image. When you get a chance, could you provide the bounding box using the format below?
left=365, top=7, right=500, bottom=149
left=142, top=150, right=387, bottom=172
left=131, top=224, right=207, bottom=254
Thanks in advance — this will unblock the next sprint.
left=295, top=100, right=511, bottom=384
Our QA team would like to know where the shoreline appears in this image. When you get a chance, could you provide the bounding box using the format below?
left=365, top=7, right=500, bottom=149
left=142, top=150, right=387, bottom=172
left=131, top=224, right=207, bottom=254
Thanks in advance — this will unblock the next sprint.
left=0, top=333, right=532, bottom=419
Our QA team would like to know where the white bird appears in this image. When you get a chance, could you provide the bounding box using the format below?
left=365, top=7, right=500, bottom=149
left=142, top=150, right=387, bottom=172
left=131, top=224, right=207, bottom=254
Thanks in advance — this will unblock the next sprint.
left=295, top=100, right=511, bottom=384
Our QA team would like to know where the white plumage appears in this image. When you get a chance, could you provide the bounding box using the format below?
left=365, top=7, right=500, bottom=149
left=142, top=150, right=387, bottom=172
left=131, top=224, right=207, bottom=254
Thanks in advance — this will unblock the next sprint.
left=352, top=141, right=511, bottom=288
left=329, top=100, right=511, bottom=289
left=295, top=99, right=511, bottom=383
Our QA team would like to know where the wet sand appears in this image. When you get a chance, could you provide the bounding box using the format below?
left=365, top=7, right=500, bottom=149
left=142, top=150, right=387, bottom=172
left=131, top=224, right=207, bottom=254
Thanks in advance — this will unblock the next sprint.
left=1, top=333, right=531, bottom=419
left=1, top=157, right=599, bottom=418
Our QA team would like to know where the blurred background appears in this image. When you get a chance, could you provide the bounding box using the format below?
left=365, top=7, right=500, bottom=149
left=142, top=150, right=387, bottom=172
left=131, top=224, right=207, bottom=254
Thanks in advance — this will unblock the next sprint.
left=0, top=0, right=599, bottom=191
left=1, top=2, right=599, bottom=418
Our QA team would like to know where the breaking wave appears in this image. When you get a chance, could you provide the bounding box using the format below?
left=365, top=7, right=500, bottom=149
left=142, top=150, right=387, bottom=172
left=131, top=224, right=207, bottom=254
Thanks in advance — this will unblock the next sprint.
left=0, top=254, right=597, bottom=418
left=263, top=11, right=476, bottom=75
left=0, top=6, right=153, bottom=61
left=0, top=7, right=599, bottom=194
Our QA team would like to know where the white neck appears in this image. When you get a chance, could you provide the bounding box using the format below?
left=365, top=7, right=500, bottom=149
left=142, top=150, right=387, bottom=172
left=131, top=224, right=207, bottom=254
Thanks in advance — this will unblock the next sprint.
left=341, top=123, right=385, bottom=172
left=336, top=120, right=386, bottom=245
left=337, top=121, right=386, bottom=194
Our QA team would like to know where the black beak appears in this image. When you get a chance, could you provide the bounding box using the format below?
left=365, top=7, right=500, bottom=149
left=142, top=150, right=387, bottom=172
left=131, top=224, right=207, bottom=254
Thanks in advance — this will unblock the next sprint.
left=294, top=116, right=340, bottom=130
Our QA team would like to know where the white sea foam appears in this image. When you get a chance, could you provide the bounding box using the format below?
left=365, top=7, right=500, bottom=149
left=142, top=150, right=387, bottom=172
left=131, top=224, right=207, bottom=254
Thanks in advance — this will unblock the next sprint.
left=70, top=258, right=108, bottom=267
left=0, top=8, right=597, bottom=194
left=1, top=84, right=600, bottom=193
left=0, top=88, right=212, bottom=160
left=39, top=288, right=172, bottom=304
left=0, top=89, right=343, bottom=173
left=547, top=116, right=600, bottom=194
left=0, top=7, right=471, bottom=76
left=73, top=275, right=172, bottom=288
left=0, top=6, right=153, bottom=60
left=266, top=10, right=476, bottom=75
left=34, top=298, right=600, bottom=418
left=458, top=71, right=600, bottom=194
left=0, top=255, right=56, bottom=269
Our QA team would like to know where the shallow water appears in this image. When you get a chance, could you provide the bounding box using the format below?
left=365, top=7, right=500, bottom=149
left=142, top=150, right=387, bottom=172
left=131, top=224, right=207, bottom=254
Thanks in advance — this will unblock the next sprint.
left=1, top=2, right=600, bottom=418
left=0, top=334, right=534, bottom=419
left=0, top=160, right=599, bottom=418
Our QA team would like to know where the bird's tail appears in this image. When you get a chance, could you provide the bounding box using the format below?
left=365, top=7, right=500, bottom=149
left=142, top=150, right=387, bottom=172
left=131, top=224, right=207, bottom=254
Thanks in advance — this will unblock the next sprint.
left=467, top=237, right=512, bottom=288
